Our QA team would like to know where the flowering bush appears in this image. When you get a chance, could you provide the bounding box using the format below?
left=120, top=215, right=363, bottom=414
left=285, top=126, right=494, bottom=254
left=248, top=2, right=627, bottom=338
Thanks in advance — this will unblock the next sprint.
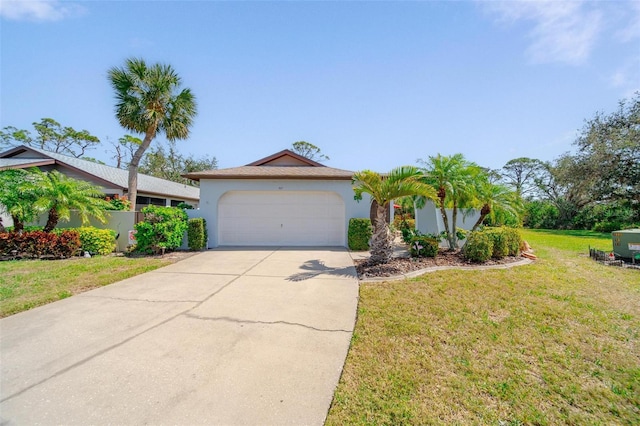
left=105, top=194, right=131, bottom=211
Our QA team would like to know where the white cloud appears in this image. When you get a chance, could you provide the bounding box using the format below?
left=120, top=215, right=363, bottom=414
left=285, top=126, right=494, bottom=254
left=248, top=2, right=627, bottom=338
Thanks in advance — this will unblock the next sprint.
left=0, top=0, right=85, bottom=22
left=609, top=55, right=640, bottom=97
left=614, top=0, right=640, bottom=42
left=482, top=0, right=603, bottom=66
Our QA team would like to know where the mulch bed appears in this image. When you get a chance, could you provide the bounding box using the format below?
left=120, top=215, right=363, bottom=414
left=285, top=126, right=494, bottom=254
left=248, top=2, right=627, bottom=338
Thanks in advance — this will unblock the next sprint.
left=355, top=249, right=524, bottom=279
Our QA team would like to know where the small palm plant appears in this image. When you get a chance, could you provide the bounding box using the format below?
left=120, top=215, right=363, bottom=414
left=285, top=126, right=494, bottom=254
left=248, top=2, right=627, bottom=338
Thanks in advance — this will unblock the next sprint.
left=419, top=153, right=481, bottom=250
left=353, top=166, right=437, bottom=264
left=469, top=179, right=523, bottom=232
left=34, top=170, right=110, bottom=232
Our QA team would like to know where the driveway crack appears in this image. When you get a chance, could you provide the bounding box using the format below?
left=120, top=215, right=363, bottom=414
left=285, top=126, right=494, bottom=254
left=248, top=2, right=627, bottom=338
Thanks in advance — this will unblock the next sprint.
left=183, top=313, right=352, bottom=333
left=78, top=295, right=202, bottom=303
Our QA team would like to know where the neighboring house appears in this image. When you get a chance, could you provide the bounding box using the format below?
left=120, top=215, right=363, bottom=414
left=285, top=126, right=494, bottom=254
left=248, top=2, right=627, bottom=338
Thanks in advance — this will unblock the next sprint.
left=184, top=149, right=373, bottom=247
left=0, top=145, right=199, bottom=212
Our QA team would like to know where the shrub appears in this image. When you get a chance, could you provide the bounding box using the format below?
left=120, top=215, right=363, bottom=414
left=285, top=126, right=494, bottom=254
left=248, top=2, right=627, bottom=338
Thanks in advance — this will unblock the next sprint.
left=188, top=218, right=207, bottom=251
left=592, top=220, right=623, bottom=233
left=176, top=202, right=194, bottom=210
left=463, top=231, right=494, bottom=263
left=65, top=227, right=116, bottom=255
left=392, top=216, right=415, bottom=231
left=0, top=230, right=80, bottom=259
left=503, top=227, right=522, bottom=256
left=348, top=218, right=372, bottom=251
left=409, top=235, right=439, bottom=258
left=401, top=227, right=418, bottom=244
left=105, top=194, right=131, bottom=211
left=485, top=228, right=509, bottom=259
left=134, top=206, right=188, bottom=254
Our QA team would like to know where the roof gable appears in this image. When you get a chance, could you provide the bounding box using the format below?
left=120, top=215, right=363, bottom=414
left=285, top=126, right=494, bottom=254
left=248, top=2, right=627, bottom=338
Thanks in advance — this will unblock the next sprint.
left=246, top=149, right=325, bottom=167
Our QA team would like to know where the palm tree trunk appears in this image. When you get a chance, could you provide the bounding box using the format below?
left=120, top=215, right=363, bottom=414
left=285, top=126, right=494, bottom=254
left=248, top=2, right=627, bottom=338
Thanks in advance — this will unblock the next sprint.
left=437, top=188, right=452, bottom=249
left=450, top=201, right=459, bottom=249
left=370, top=202, right=392, bottom=264
left=127, top=124, right=157, bottom=211
left=12, top=215, right=24, bottom=233
left=470, top=204, right=491, bottom=233
left=43, top=207, right=59, bottom=233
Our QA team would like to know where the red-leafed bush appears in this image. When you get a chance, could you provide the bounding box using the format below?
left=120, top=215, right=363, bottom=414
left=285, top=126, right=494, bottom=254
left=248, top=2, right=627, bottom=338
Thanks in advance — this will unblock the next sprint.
left=0, top=231, right=81, bottom=260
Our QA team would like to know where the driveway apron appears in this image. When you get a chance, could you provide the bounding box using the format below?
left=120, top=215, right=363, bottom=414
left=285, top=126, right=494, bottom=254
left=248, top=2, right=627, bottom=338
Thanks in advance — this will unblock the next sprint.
left=0, top=248, right=359, bottom=425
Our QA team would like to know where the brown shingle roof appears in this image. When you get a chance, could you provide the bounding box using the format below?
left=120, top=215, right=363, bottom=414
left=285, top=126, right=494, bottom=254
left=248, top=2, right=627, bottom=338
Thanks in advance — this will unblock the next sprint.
left=184, top=166, right=355, bottom=181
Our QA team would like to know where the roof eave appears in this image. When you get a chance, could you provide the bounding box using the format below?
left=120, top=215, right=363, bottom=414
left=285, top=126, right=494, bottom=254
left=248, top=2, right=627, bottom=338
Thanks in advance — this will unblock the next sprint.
left=182, top=174, right=353, bottom=181
left=0, top=159, right=56, bottom=170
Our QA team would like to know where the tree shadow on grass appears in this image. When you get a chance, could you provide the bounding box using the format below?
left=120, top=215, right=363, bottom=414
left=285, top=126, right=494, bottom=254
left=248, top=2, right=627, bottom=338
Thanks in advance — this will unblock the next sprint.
left=287, top=259, right=356, bottom=282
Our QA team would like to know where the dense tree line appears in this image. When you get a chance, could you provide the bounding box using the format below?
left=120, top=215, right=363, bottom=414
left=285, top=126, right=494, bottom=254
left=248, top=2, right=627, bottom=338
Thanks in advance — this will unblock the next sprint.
left=496, top=93, right=639, bottom=231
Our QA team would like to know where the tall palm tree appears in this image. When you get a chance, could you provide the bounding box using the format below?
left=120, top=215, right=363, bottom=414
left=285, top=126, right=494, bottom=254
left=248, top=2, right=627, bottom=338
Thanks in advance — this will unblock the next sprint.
left=353, top=166, right=437, bottom=264
left=34, top=170, right=110, bottom=232
left=469, top=179, right=523, bottom=232
left=419, top=154, right=480, bottom=250
left=108, top=58, right=197, bottom=210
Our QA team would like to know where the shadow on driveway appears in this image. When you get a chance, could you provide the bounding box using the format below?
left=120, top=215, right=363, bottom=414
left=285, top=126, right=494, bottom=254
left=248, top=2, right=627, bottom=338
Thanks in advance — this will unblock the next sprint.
left=287, top=259, right=356, bottom=282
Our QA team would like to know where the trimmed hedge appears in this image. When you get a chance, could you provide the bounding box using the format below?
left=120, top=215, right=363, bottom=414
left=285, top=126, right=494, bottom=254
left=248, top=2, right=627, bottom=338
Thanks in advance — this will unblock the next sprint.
left=188, top=218, right=207, bottom=251
left=0, top=230, right=81, bottom=259
left=463, top=231, right=494, bottom=262
left=409, top=235, right=439, bottom=258
left=348, top=218, right=372, bottom=251
left=503, top=227, right=522, bottom=256
left=485, top=228, right=509, bottom=259
left=55, top=227, right=116, bottom=256
left=134, top=206, right=188, bottom=254
left=464, top=227, right=523, bottom=262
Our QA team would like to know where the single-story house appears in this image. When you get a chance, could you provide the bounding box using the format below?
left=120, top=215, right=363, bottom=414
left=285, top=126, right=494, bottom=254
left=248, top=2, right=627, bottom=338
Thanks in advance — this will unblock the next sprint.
left=0, top=145, right=199, bottom=212
left=184, top=149, right=481, bottom=249
left=183, top=149, right=372, bottom=247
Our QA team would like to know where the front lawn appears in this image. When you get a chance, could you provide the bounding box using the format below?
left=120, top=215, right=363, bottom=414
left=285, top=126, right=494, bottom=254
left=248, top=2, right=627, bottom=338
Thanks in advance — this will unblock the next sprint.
left=0, top=255, right=177, bottom=317
left=327, top=229, right=640, bottom=425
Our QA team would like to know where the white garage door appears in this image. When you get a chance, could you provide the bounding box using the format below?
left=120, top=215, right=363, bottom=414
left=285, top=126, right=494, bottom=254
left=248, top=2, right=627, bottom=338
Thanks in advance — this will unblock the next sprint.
left=218, top=191, right=345, bottom=246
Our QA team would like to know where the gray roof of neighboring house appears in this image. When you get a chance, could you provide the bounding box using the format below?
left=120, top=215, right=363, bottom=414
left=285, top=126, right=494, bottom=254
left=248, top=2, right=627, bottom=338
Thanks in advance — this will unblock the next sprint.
left=0, top=158, right=55, bottom=168
left=0, top=145, right=199, bottom=201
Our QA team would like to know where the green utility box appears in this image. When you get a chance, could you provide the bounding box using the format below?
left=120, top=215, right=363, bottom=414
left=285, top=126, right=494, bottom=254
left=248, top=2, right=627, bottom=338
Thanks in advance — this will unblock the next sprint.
left=612, top=229, right=640, bottom=260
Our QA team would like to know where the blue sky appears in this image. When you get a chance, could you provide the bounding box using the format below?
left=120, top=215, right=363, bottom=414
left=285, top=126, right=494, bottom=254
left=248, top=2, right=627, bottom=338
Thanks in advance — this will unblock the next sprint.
left=1, top=0, right=638, bottom=172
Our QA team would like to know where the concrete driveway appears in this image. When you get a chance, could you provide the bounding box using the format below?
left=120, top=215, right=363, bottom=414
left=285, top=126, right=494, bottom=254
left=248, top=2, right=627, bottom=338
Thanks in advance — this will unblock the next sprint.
left=0, top=248, right=359, bottom=425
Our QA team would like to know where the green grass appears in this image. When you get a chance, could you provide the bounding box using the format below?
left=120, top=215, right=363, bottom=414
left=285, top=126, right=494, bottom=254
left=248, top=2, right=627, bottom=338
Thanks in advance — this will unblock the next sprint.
left=0, top=255, right=175, bottom=317
left=327, top=229, right=640, bottom=425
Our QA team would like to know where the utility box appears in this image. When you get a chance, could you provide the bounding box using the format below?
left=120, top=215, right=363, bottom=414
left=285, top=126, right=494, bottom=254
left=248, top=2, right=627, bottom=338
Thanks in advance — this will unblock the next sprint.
left=612, top=229, right=640, bottom=260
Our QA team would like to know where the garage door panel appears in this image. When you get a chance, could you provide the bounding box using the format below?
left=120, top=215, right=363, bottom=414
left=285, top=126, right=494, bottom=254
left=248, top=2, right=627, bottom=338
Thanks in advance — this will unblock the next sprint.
left=218, top=191, right=345, bottom=246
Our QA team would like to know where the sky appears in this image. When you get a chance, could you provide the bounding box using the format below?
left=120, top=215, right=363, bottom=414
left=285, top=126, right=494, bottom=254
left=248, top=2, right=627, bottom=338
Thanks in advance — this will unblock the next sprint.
left=1, top=0, right=639, bottom=173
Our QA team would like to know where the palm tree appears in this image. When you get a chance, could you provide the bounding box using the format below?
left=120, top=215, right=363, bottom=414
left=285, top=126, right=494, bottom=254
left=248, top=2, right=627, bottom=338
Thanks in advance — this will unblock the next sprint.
left=108, top=58, right=197, bottom=210
left=469, top=179, right=523, bottom=232
left=0, top=169, right=40, bottom=232
left=353, top=166, right=437, bottom=264
left=419, top=154, right=480, bottom=250
left=34, top=170, right=110, bottom=232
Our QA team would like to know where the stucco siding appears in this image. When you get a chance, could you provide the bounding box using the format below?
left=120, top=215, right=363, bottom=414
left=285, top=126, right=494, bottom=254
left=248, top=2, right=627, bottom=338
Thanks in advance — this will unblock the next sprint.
left=197, top=178, right=371, bottom=247
left=416, top=200, right=481, bottom=245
